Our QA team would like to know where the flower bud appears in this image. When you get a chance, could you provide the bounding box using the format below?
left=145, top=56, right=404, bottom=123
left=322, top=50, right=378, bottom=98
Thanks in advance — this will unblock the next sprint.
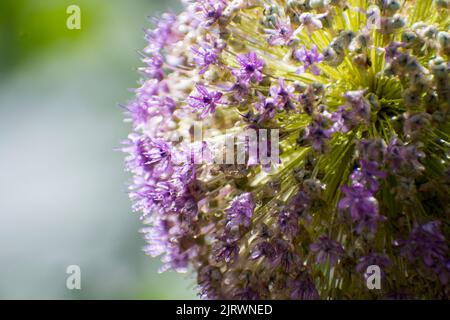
left=385, top=0, right=401, bottom=13
left=401, top=31, right=418, bottom=46
left=309, top=0, right=325, bottom=9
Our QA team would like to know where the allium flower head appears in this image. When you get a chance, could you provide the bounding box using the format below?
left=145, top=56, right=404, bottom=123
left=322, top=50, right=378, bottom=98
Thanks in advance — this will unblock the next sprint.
left=123, top=0, right=450, bottom=299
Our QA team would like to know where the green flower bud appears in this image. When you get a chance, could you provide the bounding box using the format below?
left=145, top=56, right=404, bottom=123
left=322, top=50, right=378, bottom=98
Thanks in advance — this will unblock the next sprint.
left=389, top=15, right=406, bottom=29
left=404, top=88, right=421, bottom=108
left=386, top=0, right=401, bottom=12
left=349, top=33, right=369, bottom=52
left=264, top=4, right=279, bottom=15
left=309, top=0, right=325, bottom=9
left=429, top=57, right=447, bottom=78
left=401, top=31, right=418, bottom=44
left=437, top=31, right=450, bottom=48
left=422, top=26, right=438, bottom=39
left=434, top=0, right=449, bottom=9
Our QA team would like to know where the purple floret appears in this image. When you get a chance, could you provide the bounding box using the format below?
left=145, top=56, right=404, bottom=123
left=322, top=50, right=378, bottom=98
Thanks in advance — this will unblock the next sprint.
left=232, top=52, right=265, bottom=84
left=188, top=84, right=223, bottom=118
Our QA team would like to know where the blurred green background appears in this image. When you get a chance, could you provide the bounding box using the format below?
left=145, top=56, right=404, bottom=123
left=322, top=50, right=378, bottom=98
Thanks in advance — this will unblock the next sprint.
left=0, top=0, right=198, bottom=299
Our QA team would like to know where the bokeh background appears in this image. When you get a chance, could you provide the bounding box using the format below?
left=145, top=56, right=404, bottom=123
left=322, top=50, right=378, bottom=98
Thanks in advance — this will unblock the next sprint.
left=0, top=0, right=198, bottom=299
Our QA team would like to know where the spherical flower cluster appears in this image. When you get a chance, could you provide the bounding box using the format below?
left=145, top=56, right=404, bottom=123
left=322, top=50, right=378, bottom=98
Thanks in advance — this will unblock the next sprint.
left=123, top=0, right=450, bottom=299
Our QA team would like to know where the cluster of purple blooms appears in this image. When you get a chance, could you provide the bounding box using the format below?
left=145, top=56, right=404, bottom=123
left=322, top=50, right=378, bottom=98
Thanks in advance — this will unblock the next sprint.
left=122, top=0, right=450, bottom=299
left=295, top=45, right=323, bottom=75
left=339, top=160, right=386, bottom=235
left=398, top=221, right=450, bottom=285
left=214, top=193, right=255, bottom=264
left=310, top=235, right=345, bottom=266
